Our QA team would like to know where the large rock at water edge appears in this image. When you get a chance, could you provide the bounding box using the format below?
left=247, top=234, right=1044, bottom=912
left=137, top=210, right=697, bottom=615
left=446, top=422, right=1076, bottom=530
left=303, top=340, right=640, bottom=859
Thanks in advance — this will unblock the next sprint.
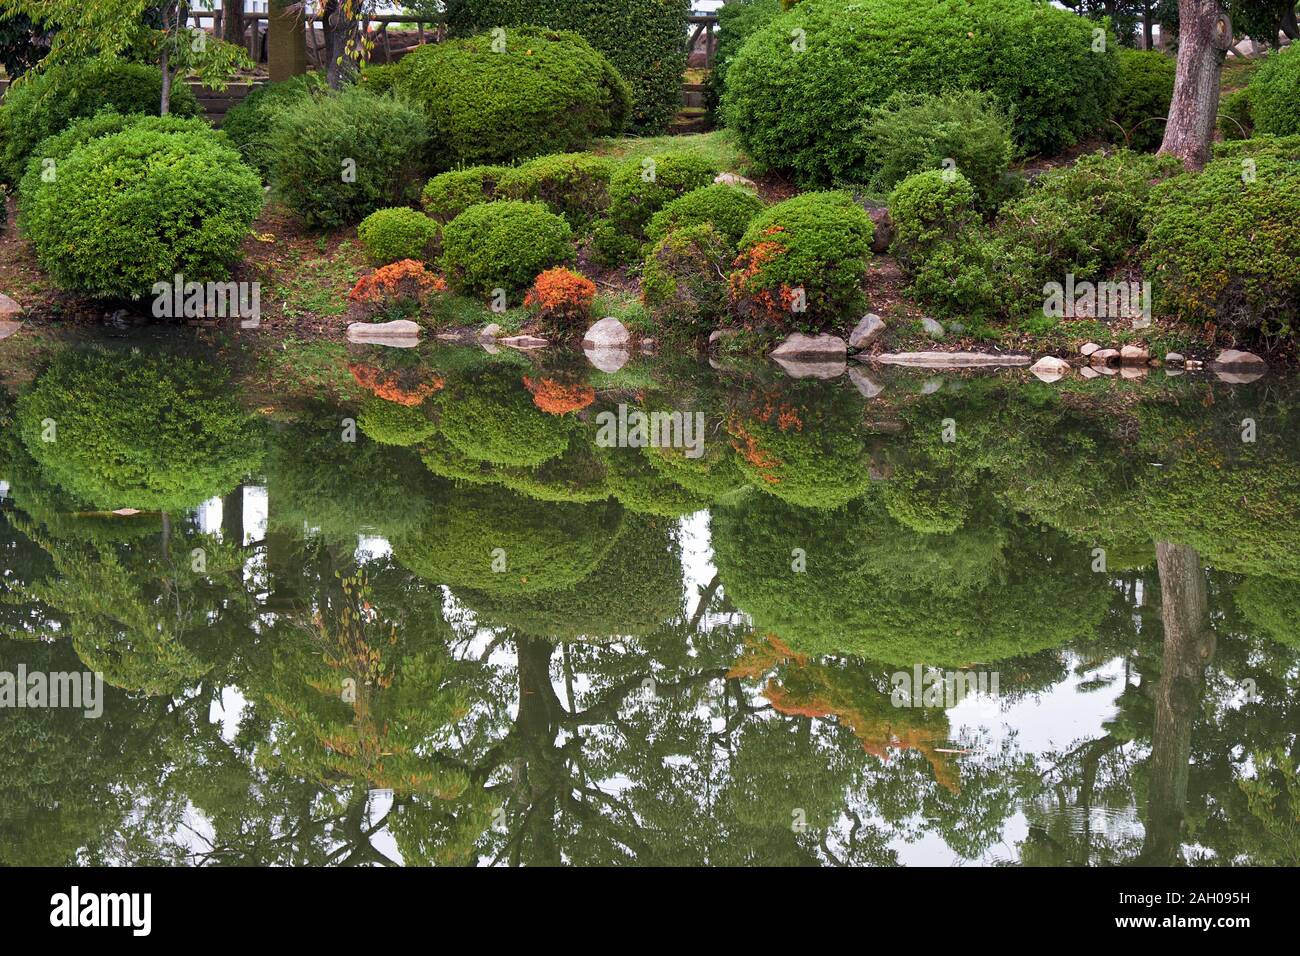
left=582, top=316, right=630, bottom=350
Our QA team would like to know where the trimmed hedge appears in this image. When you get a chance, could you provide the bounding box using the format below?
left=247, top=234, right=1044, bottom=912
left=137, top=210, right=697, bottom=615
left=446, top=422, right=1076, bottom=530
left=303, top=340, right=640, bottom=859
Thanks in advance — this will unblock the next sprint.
left=20, top=122, right=263, bottom=300
left=705, top=0, right=783, bottom=121
left=1108, top=49, right=1175, bottom=152
left=0, top=58, right=201, bottom=185
left=219, top=73, right=327, bottom=178
left=421, top=166, right=509, bottom=222
left=729, top=190, right=874, bottom=328
left=1249, top=44, right=1300, bottom=137
left=443, top=0, right=689, bottom=134
left=440, top=200, right=575, bottom=298
left=496, top=153, right=616, bottom=230
left=266, top=87, right=430, bottom=229
left=642, top=223, right=734, bottom=338
left=392, top=27, right=631, bottom=168
left=357, top=207, right=441, bottom=266
left=722, top=0, right=1117, bottom=186
left=645, top=183, right=765, bottom=246
left=593, top=152, right=719, bottom=262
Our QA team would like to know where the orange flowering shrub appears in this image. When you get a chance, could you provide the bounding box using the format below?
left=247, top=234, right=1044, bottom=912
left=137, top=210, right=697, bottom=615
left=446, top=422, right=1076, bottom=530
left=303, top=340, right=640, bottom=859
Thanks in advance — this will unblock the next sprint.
left=349, top=363, right=444, bottom=407
left=522, top=267, right=596, bottom=331
left=348, top=259, right=447, bottom=320
left=522, top=375, right=595, bottom=415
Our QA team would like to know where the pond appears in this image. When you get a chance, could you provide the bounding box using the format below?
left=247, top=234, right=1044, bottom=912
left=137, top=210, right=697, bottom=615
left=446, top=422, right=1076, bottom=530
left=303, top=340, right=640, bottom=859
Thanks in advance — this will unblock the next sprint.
left=1, top=330, right=1298, bottom=866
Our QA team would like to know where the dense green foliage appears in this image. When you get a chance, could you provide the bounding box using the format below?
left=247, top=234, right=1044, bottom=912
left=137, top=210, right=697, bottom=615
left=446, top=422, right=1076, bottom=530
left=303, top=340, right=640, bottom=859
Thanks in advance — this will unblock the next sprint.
left=594, top=152, right=720, bottom=263
left=1108, top=49, right=1176, bottom=152
left=218, top=74, right=327, bottom=178
left=496, top=153, right=616, bottom=230
left=722, top=0, right=1118, bottom=186
left=1218, top=88, right=1255, bottom=141
left=20, top=122, right=262, bottom=299
left=393, top=27, right=632, bottom=168
left=0, top=58, right=200, bottom=185
left=440, top=201, right=575, bottom=298
left=706, top=0, right=783, bottom=121
left=1249, top=44, right=1300, bottom=137
left=641, top=224, right=734, bottom=338
left=420, top=166, right=509, bottom=223
left=645, top=183, right=766, bottom=246
left=357, top=207, right=441, bottom=266
left=443, top=0, right=689, bottom=134
left=266, top=87, right=429, bottom=230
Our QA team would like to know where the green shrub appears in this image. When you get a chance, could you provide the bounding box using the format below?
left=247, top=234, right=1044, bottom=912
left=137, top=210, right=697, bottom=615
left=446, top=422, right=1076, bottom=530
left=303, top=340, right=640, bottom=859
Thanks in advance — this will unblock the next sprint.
left=0, top=58, right=201, bottom=185
left=420, top=165, right=509, bottom=223
left=266, top=87, right=429, bottom=230
left=1218, top=88, right=1255, bottom=141
left=356, top=62, right=402, bottom=96
left=722, top=0, right=1117, bottom=186
left=496, top=153, right=615, bottom=230
left=357, top=207, right=440, bottom=266
left=20, top=123, right=262, bottom=299
left=1249, top=44, right=1300, bottom=136
left=860, top=90, right=1014, bottom=212
left=16, top=351, right=261, bottom=511
left=1143, top=153, right=1300, bottom=334
left=392, top=27, right=631, bottom=168
left=440, top=200, right=574, bottom=298
left=593, top=152, right=719, bottom=262
left=1213, top=134, right=1300, bottom=162
left=443, top=0, right=689, bottom=134
left=728, top=191, right=874, bottom=329
left=645, top=183, right=765, bottom=246
left=641, top=224, right=733, bottom=338
left=219, top=74, right=327, bottom=178
left=706, top=0, right=783, bottom=122
left=1108, top=49, right=1175, bottom=152
left=357, top=397, right=438, bottom=446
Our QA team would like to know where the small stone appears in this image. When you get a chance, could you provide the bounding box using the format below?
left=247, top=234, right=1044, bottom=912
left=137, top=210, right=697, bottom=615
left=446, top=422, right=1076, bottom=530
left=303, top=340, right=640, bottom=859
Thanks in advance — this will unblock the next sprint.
left=1185, top=359, right=1204, bottom=370
left=920, top=316, right=944, bottom=339
left=1089, top=348, right=1119, bottom=366
left=1164, top=367, right=1184, bottom=377
left=1212, top=349, right=1266, bottom=369
left=1029, top=356, right=1071, bottom=383
left=869, top=351, right=1031, bottom=368
left=947, top=321, right=966, bottom=335
left=770, top=332, right=847, bottom=360
left=0, top=320, right=21, bottom=340
left=584, top=346, right=629, bottom=373
left=714, top=172, right=758, bottom=191
left=848, top=366, right=884, bottom=399
left=1079, top=341, right=1101, bottom=357
left=862, top=203, right=893, bottom=254
left=1120, top=365, right=1148, bottom=380
left=708, top=328, right=738, bottom=349
left=347, top=319, right=421, bottom=347
left=848, top=313, right=886, bottom=350
left=1095, top=364, right=1118, bottom=376
left=1120, top=344, right=1149, bottom=365
left=583, top=316, right=630, bottom=350
left=1079, top=366, right=1100, bottom=379
left=500, top=334, right=549, bottom=349
left=1165, top=351, right=1185, bottom=365
left=478, top=322, right=502, bottom=340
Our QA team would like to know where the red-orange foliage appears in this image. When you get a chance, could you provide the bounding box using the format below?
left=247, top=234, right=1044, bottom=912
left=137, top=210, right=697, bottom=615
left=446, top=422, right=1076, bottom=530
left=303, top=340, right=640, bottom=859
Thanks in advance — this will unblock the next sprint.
left=522, top=375, right=595, bottom=415
left=523, top=267, right=596, bottom=330
left=349, top=363, right=444, bottom=406
left=728, top=228, right=796, bottom=325
left=348, top=259, right=446, bottom=319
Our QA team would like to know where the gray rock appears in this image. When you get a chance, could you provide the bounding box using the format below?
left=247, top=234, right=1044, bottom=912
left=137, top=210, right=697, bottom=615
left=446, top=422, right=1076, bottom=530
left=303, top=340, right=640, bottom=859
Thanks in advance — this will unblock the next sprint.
left=772, top=356, right=846, bottom=380
left=848, top=313, right=886, bottom=350
left=584, top=345, right=629, bottom=373
left=848, top=366, right=884, bottom=399
left=0, top=292, right=22, bottom=320
left=920, top=316, right=944, bottom=339
left=708, top=328, right=738, bottom=350
left=1120, top=365, right=1148, bottom=380
left=1079, top=341, right=1101, bottom=357
left=870, top=351, right=1032, bottom=368
left=1030, top=356, right=1071, bottom=382
left=582, top=316, right=631, bottom=350
left=1165, top=351, right=1185, bottom=365
left=1212, top=349, right=1266, bottom=370
left=500, top=334, right=549, bottom=350
left=1120, top=344, right=1149, bottom=365
left=478, top=322, right=502, bottom=340
left=770, top=332, right=847, bottom=360
left=861, top=202, right=894, bottom=254
left=1089, top=348, right=1120, bottom=366
left=1079, top=366, right=1100, bottom=379
left=714, top=172, right=758, bottom=191
left=0, top=320, right=21, bottom=341
left=920, top=378, right=944, bottom=395
left=347, top=319, right=421, bottom=347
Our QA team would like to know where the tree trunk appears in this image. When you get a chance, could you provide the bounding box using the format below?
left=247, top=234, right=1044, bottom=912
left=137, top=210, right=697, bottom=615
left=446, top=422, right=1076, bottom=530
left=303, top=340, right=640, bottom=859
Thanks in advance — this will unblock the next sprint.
left=268, top=0, right=308, bottom=82
left=1139, top=542, right=1215, bottom=865
left=323, top=1, right=362, bottom=89
left=1282, top=2, right=1299, bottom=41
left=160, top=48, right=173, bottom=115
left=221, top=0, right=246, bottom=46
left=1158, top=0, right=1230, bottom=170
left=1143, top=3, right=1155, bottom=49
left=221, top=485, right=244, bottom=547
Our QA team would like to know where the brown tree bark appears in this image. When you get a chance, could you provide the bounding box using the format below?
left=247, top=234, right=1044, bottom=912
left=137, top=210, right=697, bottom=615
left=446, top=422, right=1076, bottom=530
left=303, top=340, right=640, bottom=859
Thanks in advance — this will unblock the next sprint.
left=268, top=0, right=308, bottom=82
left=322, top=1, right=363, bottom=89
left=1158, top=1, right=1231, bottom=170
left=221, top=0, right=246, bottom=47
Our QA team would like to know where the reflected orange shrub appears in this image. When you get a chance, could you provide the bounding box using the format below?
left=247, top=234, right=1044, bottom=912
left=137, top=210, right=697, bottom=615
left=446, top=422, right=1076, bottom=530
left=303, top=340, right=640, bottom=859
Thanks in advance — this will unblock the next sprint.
left=523, top=375, right=595, bottom=415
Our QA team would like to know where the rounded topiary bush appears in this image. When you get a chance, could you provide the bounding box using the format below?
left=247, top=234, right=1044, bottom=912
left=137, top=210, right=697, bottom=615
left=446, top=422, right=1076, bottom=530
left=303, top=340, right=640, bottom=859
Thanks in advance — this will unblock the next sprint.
left=219, top=73, right=327, bottom=178
left=440, top=200, right=574, bottom=298
left=1108, top=49, right=1176, bottom=152
left=357, top=397, right=438, bottom=447
left=722, top=0, right=1117, bottom=185
left=645, top=183, right=765, bottom=246
left=16, top=350, right=262, bottom=511
left=20, top=123, right=263, bottom=300
left=357, top=207, right=440, bottom=265
left=392, top=26, right=631, bottom=168
left=861, top=90, right=1014, bottom=211
left=728, top=191, right=874, bottom=328
left=592, top=152, right=719, bottom=263
left=641, top=224, right=733, bottom=337
left=420, top=165, right=509, bottom=223
left=1143, top=153, right=1300, bottom=334
left=496, top=153, right=615, bottom=230
left=266, top=86, right=429, bottom=229
left=1249, top=45, right=1300, bottom=136
left=0, top=58, right=201, bottom=185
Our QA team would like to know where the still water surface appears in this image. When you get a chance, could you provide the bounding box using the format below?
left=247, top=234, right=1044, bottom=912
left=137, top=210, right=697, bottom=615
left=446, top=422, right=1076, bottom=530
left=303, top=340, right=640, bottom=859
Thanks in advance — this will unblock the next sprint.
left=1, top=333, right=1297, bottom=865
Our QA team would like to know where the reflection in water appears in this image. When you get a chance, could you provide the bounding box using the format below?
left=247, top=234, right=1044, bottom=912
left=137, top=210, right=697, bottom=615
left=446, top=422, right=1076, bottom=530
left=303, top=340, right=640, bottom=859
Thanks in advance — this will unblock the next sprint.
left=2, top=337, right=1299, bottom=866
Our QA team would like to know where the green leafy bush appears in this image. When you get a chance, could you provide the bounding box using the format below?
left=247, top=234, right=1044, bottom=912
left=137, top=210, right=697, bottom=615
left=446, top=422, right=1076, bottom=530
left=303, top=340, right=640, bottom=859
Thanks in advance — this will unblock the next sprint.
left=1218, top=88, right=1255, bottom=141
left=496, top=153, right=615, bottom=230
left=20, top=123, right=262, bottom=299
left=593, top=152, right=719, bottom=262
left=645, top=183, right=765, bottom=246
left=266, top=87, right=429, bottom=229
left=1143, top=153, right=1300, bottom=334
left=0, top=58, right=201, bottom=185
left=860, top=90, right=1014, bottom=212
left=443, top=0, right=689, bottom=134
left=706, top=0, right=783, bottom=121
left=440, top=200, right=574, bottom=298
left=392, top=26, right=631, bottom=168
left=420, top=165, right=509, bottom=223
left=728, top=190, right=874, bottom=329
left=641, top=224, right=733, bottom=338
left=357, top=207, right=440, bottom=265
left=219, top=73, right=327, bottom=178
left=1108, top=49, right=1175, bottom=152
left=722, top=0, right=1117, bottom=186
left=15, top=351, right=261, bottom=511
left=357, top=397, right=438, bottom=447
left=1249, top=44, right=1300, bottom=136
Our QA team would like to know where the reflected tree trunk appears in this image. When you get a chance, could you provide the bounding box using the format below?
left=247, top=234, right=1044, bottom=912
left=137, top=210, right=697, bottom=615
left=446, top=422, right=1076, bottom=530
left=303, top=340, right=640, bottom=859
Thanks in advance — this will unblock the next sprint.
left=1140, top=541, right=1215, bottom=865
left=222, top=485, right=244, bottom=547
left=510, top=636, right=565, bottom=866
